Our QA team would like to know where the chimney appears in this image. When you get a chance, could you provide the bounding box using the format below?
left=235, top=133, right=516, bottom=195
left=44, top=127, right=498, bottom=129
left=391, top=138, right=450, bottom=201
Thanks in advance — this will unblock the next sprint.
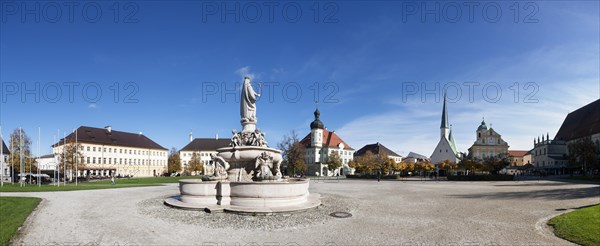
left=189, top=130, right=193, bottom=143
left=139, top=132, right=143, bottom=135
left=105, top=126, right=112, bottom=133
left=215, top=134, right=219, bottom=140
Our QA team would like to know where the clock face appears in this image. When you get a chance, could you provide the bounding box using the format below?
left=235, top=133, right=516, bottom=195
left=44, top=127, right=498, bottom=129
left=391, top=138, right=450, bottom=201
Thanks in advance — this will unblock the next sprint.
left=339, top=143, right=345, bottom=149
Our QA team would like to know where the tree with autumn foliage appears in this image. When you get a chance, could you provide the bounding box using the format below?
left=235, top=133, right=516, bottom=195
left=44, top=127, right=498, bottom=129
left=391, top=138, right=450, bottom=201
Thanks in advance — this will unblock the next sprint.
left=438, top=159, right=458, bottom=175
left=278, top=130, right=307, bottom=176
left=350, top=151, right=376, bottom=174
left=167, top=148, right=182, bottom=174
left=188, top=152, right=203, bottom=176
left=56, top=139, right=85, bottom=180
left=8, top=128, right=37, bottom=175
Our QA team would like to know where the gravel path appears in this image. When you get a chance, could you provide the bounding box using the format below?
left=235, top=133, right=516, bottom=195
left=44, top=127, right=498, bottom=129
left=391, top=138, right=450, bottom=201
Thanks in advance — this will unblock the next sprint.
left=2, top=179, right=599, bottom=245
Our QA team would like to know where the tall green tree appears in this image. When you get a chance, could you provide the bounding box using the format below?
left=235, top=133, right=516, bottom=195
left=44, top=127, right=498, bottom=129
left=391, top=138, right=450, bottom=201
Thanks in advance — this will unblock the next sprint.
left=8, top=128, right=37, bottom=173
left=481, top=154, right=510, bottom=174
left=458, top=158, right=483, bottom=175
left=167, top=148, right=182, bottom=174
left=326, top=151, right=342, bottom=173
left=278, top=130, right=307, bottom=176
left=568, top=137, right=598, bottom=174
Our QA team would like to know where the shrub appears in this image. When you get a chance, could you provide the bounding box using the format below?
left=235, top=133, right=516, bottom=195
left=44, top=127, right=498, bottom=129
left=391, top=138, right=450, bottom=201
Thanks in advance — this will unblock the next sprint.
left=345, top=174, right=399, bottom=179
left=447, top=175, right=513, bottom=181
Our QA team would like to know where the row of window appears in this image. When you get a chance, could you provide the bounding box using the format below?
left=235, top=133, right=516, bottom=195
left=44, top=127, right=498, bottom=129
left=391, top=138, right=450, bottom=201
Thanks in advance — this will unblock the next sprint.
left=83, top=146, right=165, bottom=156
left=181, top=152, right=215, bottom=157
left=83, top=157, right=166, bottom=166
left=306, top=149, right=354, bottom=156
left=182, top=160, right=212, bottom=165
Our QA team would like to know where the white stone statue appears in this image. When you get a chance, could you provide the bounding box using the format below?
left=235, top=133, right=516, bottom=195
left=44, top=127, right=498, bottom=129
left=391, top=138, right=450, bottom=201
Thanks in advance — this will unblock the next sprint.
left=210, top=154, right=230, bottom=179
left=255, top=152, right=274, bottom=179
left=240, top=77, right=260, bottom=125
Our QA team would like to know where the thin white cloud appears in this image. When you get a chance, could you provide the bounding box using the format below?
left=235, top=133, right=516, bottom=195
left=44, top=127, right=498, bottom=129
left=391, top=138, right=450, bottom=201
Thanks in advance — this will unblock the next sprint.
left=88, top=103, right=97, bottom=109
left=338, top=41, right=599, bottom=156
left=235, top=66, right=257, bottom=80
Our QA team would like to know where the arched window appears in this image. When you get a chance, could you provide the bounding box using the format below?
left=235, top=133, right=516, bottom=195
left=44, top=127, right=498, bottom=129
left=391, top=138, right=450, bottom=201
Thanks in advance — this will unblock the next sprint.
left=478, top=133, right=481, bottom=138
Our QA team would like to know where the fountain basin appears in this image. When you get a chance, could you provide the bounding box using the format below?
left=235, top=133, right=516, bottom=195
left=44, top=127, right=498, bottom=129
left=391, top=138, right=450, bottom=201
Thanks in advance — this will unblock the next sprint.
left=178, top=179, right=219, bottom=205
left=165, top=178, right=319, bottom=213
left=229, top=179, right=309, bottom=207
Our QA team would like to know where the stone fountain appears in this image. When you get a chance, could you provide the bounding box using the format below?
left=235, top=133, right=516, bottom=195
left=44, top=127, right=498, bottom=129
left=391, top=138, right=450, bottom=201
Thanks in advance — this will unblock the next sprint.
left=165, top=77, right=320, bottom=214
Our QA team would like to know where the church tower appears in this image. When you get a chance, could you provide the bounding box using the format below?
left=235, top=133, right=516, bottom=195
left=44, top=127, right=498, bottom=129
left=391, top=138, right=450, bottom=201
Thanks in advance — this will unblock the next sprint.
left=440, top=93, right=450, bottom=140
left=309, top=104, right=325, bottom=164
left=430, top=93, right=459, bottom=164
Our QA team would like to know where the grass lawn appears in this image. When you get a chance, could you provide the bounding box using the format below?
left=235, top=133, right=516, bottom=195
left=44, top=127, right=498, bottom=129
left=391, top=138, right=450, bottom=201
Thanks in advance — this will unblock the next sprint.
left=548, top=204, right=600, bottom=246
left=0, top=176, right=198, bottom=192
left=0, top=197, right=41, bottom=245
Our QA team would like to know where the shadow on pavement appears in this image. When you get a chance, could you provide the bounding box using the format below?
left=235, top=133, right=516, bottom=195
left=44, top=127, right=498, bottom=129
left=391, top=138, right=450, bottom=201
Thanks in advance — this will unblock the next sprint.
left=449, top=186, right=600, bottom=200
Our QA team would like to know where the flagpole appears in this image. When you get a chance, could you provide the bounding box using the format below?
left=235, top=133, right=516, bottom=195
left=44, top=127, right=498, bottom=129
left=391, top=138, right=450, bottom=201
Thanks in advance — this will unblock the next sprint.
left=63, top=132, right=66, bottom=186
left=38, top=127, right=41, bottom=187
left=75, top=128, right=78, bottom=186
left=57, top=129, right=60, bottom=187
left=54, top=135, right=57, bottom=186
left=19, top=128, right=23, bottom=187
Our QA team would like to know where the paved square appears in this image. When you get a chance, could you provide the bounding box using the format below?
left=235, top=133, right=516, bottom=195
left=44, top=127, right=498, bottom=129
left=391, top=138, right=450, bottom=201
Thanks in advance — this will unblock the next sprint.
left=3, top=179, right=599, bottom=245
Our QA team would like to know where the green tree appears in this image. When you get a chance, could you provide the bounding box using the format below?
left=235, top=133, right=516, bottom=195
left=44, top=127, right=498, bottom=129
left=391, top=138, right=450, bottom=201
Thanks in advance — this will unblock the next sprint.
left=326, top=151, right=342, bottom=173
left=568, top=137, right=598, bottom=175
left=167, top=148, right=182, bottom=174
left=458, top=158, right=483, bottom=175
left=481, top=154, right=510, bottom=174
left=8, top=128, right=37, bottom=174
left=188, top=152, right=203, bottom=176
left=278, top=130, right=307, bottom=176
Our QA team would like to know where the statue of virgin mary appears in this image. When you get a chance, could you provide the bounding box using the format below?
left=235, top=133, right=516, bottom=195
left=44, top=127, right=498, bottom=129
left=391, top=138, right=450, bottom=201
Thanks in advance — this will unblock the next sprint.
left=240, top=77, right=259, bottom=123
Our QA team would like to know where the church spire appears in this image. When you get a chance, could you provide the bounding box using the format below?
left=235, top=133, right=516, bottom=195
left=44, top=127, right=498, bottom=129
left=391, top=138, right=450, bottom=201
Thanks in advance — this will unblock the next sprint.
left=440, top=92, right=449, bottom=129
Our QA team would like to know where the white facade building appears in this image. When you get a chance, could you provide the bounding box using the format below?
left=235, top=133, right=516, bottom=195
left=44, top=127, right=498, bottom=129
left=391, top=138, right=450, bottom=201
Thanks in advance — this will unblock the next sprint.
left=179, top=134, right=230, bottom=175
left=1, top=139, right=10, bottom=182
left=300, top=108, right=355, bottom=176
left=36, top=154, right=57, bottom=170
left=53, top=126, right=168, bottom=178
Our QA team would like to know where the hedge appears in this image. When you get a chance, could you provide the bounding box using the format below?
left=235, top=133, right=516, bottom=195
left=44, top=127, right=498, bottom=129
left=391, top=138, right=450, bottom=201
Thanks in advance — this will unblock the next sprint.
left=346, top=174, right=400, bottom=179
left=447, top=175, right=514, bottom=181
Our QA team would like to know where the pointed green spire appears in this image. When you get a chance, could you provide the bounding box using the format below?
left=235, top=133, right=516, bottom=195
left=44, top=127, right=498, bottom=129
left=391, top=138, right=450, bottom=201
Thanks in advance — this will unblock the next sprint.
left=440, top=92, right=449, bottom=129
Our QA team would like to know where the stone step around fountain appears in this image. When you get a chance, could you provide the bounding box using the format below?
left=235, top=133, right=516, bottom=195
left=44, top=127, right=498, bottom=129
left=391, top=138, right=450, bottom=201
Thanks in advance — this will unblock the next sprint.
left=164, top=178, right=321, bottom=214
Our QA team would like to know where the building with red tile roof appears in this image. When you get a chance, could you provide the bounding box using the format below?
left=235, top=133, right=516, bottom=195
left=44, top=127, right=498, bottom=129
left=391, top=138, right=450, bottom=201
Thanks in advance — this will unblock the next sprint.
left=300, top=107, right=355, bottom=176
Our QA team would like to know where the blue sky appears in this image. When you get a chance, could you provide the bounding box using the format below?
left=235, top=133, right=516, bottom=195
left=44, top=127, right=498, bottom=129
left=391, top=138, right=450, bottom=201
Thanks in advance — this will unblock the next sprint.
left=0, top=1, right=599, bottom=157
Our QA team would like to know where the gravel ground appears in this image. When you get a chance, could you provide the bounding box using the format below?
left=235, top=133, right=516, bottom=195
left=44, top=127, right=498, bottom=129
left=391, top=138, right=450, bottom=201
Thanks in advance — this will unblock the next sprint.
left=2, top=179, right=599, bottom=245
left=138, top=194, right=357, bottom=231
